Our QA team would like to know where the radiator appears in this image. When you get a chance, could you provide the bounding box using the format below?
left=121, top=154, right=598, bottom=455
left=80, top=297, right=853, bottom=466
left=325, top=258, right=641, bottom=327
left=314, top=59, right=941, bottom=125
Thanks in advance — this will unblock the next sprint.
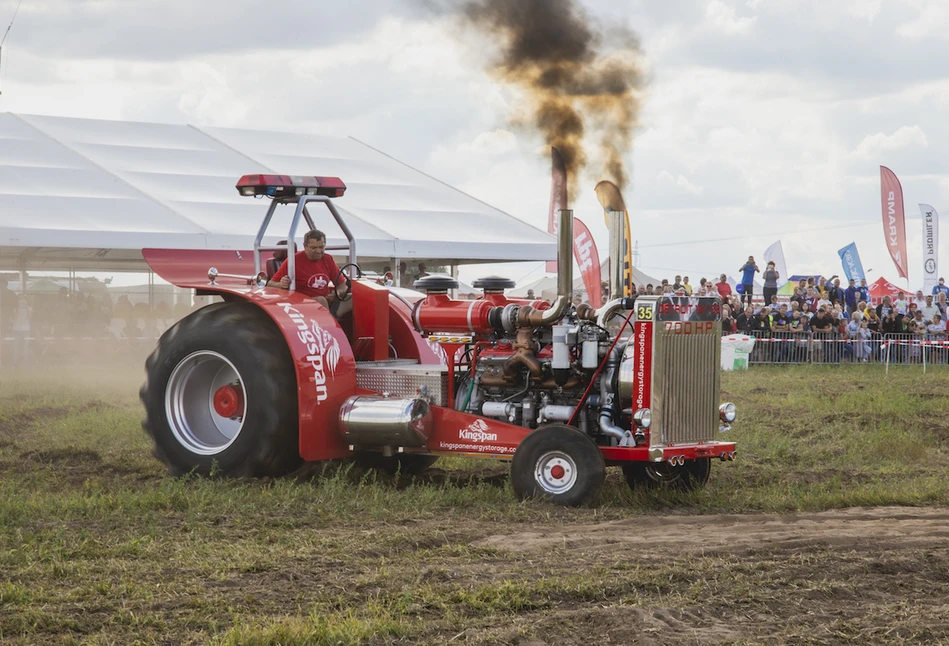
left=651, top=331, right=721, bottom=446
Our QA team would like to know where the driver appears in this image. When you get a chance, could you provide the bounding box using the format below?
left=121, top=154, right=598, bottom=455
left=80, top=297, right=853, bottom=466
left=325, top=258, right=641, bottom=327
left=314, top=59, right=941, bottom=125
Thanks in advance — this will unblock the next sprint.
left=268, top=229, right=352, bottom=317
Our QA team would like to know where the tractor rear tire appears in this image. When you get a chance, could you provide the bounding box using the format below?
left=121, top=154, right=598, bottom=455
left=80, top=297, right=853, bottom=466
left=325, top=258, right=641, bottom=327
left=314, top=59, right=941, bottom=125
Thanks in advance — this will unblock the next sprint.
left=622, top=458, right=711, bottom=492
left=352, top=452, right=439, bottom=476
left=141, top=302, right=300, bottom=478
left=510, top=424, right=605, bottom=507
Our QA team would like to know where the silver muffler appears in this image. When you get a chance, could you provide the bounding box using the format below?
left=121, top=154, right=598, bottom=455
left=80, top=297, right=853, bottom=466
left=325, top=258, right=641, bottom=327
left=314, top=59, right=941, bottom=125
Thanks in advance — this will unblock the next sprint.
left=338, top=396, right=433, bottom=447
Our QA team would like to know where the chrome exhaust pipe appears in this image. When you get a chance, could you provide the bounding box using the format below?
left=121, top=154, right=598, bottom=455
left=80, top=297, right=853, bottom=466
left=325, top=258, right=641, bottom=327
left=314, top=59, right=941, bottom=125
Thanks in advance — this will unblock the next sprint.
left=595, top=298, right=630, bottom=328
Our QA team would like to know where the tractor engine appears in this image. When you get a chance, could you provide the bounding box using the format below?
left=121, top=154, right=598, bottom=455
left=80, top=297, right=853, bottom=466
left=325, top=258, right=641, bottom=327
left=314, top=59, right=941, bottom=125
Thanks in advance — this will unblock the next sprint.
left=411, top=209, right=643, bottom=448
left=461, top=321, right=630, bottom=439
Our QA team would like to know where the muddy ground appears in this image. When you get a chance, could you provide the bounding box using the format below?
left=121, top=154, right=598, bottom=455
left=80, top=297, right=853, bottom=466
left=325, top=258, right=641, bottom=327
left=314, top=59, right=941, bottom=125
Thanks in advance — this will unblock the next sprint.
left=3, top=368, right=949, bottom=643
left=462, top=506, right=949, bottom=644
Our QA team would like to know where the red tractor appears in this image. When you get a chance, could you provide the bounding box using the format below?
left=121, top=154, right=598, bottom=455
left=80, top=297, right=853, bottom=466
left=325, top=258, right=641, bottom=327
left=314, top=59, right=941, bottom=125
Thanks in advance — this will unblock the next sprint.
left=140, top=174, right=737, bottom=506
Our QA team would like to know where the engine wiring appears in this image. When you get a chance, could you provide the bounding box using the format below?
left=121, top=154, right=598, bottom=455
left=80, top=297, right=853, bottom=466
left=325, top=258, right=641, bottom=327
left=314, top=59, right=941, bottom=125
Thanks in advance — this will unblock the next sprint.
left=501, top=372, right=531, bottom=403
left=567, top=307, right=637, bottom=427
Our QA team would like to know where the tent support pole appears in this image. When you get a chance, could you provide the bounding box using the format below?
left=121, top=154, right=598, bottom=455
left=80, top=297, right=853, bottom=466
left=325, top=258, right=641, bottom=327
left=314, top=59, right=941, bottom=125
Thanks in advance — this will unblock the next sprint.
left=17, top=256, right=26, bottom=294
left=451, top=264, right=458, bottom=299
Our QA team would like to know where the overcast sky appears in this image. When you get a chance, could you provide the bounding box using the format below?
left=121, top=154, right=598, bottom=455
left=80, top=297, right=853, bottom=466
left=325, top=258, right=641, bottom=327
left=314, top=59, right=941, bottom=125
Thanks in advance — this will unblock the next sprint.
left=1, top=0, right=947, bottom=289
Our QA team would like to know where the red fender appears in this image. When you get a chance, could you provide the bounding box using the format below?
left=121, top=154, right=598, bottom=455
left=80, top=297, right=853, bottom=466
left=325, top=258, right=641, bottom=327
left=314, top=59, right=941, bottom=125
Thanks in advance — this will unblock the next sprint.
left=143, top=248, right=354, bottom=461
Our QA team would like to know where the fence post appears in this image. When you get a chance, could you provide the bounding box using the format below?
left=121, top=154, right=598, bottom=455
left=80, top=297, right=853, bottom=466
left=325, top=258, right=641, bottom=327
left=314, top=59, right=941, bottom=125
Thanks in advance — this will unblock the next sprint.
left=885, top=334, right=890, bottom=375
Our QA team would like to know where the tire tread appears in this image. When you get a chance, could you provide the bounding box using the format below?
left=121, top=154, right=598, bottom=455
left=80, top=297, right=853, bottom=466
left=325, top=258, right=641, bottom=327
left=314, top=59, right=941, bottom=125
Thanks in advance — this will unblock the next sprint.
left=140, top=302, right=299, bottom=477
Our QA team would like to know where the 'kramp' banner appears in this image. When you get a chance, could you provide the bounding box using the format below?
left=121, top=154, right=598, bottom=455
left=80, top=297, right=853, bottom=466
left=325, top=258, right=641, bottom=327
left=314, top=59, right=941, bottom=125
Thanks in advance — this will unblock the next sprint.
left=573, top=218, right=602, bottom=308
left=880, top=166, right=908, bottom=279
left=837, top=242, right=866, bottom=282
left=919, top=204, right=939, bottom=294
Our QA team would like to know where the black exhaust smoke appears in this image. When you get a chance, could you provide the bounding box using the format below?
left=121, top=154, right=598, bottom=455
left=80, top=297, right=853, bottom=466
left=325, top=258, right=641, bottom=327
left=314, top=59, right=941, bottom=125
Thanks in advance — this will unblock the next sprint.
left=430, top=0, right=644, bottom=199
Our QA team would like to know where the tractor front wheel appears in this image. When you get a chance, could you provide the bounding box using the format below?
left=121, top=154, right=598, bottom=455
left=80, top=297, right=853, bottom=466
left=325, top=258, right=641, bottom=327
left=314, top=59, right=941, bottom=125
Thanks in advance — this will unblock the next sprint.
left=141, top=302, right=300, bottom=477
left=510, top=424, right=605, bottom=507
left=622, top=458, right=711, bottom=492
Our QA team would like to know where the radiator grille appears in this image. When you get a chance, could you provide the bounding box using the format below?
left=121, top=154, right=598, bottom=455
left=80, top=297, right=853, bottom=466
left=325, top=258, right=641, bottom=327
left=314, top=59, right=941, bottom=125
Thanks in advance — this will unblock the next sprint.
left=355, top=364, right=449, bottom=406
left=651, top=332, right=721, bottom=446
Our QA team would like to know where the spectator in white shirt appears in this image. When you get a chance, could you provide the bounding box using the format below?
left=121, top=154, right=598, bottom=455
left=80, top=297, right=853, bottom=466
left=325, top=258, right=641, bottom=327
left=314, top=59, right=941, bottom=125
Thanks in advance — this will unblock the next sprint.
left=921, top=295, right=940, bottom=324
left=914, top=289, right=927, bottom=310
left=893, top=291, right=909, bottom=316
left=845, top=311, right=871, bottom=362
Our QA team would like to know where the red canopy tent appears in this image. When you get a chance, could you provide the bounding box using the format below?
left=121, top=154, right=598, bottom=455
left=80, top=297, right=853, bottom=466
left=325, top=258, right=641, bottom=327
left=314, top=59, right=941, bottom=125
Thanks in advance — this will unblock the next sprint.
left=868, top=277, right=904, bottom=303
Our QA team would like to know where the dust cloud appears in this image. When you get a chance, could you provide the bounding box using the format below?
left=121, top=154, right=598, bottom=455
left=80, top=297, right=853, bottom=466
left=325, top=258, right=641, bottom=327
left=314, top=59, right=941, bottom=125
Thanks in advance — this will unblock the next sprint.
left=0, top=284, right=210, bottom=396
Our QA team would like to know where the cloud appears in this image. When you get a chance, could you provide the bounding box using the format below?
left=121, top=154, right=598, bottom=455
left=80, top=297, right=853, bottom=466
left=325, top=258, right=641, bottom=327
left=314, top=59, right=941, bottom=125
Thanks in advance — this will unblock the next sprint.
left=456, top=130, right=518, bottom=156
left=3, top=0, right=949, bottom=290
left=6, top=0, right=401, bottom=61
left=897, top=1, right=949, bottom=39
left=705, top=0, right=757, bottom=34
left=653, top=0, right=949, bottom=94
left=842, top=0, right=882, bottom=21
left=851, top=125, right=929, bottom=160
left=657, top=170, right=704, bottom=195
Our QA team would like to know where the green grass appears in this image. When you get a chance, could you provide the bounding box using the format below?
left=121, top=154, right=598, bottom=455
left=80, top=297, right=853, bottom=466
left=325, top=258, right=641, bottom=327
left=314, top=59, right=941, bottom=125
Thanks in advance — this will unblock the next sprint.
left=1, top=364, right=949, bottom=644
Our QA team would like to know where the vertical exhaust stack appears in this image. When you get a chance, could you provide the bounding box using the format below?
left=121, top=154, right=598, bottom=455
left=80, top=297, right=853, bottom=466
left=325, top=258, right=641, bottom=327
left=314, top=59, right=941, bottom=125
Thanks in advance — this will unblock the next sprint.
left=608, top=210, right=624, bottom=300
left=524, top=209, right=574, bottom=327
left=577, top=209, right=633, bottom=325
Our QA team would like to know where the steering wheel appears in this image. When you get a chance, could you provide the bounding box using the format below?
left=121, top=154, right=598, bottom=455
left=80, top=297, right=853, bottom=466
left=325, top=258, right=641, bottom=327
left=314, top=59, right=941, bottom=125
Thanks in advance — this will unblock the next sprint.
left=335, top=263, right=363, bottom=302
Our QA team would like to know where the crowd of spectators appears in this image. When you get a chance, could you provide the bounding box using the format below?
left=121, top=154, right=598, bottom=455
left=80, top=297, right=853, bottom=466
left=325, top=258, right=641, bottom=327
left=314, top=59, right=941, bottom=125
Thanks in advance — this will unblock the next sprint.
left=7, top=267, right=949, bottom=368
left=616, top=269, right=949, bottom=364
left=0, top=280, right=199, bottom=367
left=567, top=266, right=949, bottom=364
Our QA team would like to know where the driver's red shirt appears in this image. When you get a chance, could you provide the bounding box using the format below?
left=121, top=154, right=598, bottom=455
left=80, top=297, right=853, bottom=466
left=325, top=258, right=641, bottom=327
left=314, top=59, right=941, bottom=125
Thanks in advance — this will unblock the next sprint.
left=271, top=251, right=340, bottom=299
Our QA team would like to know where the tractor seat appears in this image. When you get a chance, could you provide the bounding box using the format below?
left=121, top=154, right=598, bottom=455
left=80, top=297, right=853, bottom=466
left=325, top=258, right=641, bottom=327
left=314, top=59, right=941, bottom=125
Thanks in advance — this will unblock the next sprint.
left=265, top=240, right=290, bottom=280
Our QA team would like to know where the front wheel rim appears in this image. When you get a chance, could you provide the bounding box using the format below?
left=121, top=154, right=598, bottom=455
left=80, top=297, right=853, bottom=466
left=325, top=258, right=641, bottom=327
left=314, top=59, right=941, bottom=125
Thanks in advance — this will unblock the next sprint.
left=534, top=451, right=578, bottom=495
left=164, top=351, right=247, bottom=456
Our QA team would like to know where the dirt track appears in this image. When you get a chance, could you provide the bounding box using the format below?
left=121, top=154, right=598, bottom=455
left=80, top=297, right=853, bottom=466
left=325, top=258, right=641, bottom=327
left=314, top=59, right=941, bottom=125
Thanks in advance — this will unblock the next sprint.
left=477, top=506, right=949, bottom=555
left=468, top=506, right=949, bottom=645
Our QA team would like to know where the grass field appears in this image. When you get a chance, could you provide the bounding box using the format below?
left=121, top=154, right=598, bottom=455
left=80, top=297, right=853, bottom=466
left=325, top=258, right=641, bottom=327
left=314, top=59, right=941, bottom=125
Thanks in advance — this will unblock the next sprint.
left=1, top=364, right=949, bottom=644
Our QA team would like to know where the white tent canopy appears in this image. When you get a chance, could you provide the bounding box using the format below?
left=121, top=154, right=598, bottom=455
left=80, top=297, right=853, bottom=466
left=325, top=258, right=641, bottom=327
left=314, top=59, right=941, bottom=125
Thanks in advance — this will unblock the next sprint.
left=0, top=113, right=555, bottom=271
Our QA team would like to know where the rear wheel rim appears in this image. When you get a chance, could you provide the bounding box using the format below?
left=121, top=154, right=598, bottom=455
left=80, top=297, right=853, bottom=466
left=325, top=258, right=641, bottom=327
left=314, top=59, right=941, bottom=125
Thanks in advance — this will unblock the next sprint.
left=643, top=463, right=685, bottom=485
left=164, top=351, right=246, bottom=455
left=534, top=451, right=578, bottom=495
